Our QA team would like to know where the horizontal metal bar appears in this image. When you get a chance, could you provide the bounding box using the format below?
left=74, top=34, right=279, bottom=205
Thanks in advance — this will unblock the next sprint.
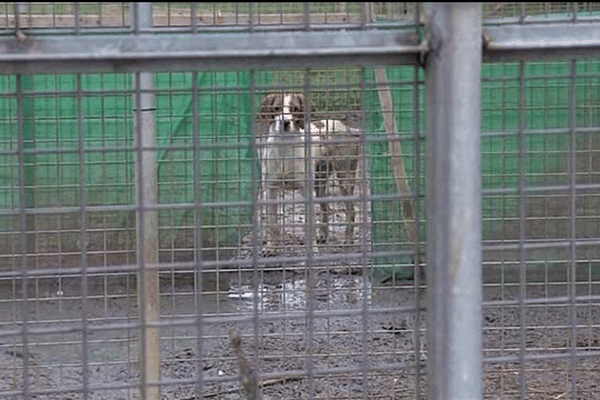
left=482, top=70, right=600, bottom=81
left=161, top=361, right=422, bottom=387
left=484, top=349, right=600, bottom=364
left=0, top=247, right=412, bottom=279
left=0, top=305, right=417, bottom=339
left=0, top=30, right=424, bottom=73
left=0, top=360, right=420, bottom=398
left=483, top=294, right=600, bottom=308
left=483, top=238, right=600, bottom=252
left=0, top=27, right=136, bottom=37
left=482, top=183, right=600, bottom=197
left=0, top=190, right=413, bottom=218
left=0, top=306, right=420, bottom=337
left=4, top=21, right=600, bottom=71
left=0, top=132, right=422, bottom=157
left=484, top=21, right=600, bottom=61
left=482, top=126, right=600, bottom=138
left=0, top=21, right=413, bottom=37
left=483, top=15, right=600, bottom=27
left=0, top=78, right=413, bottom=96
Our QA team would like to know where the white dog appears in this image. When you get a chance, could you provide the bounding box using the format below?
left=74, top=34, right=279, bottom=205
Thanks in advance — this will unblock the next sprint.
left=256, top=92, right=361, bottom=256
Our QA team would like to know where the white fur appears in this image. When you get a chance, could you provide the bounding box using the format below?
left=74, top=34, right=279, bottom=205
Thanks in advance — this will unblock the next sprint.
left=258, top=93, right=359, bottom=256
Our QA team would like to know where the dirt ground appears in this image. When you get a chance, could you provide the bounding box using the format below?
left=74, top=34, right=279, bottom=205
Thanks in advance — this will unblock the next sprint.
left=1, top=191, right=599, bottom=399
left=1, top=265, right=599, bottom=399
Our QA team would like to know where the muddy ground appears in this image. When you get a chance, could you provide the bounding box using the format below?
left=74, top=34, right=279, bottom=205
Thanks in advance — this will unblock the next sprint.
left=1, top=192, right=599, bottom=400
left=1, top=265, right=599, bottom=399
left=1, top=146, right=600, bottom=399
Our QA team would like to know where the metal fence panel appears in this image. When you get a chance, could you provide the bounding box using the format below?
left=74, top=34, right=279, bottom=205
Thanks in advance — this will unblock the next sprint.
left=0, top=2, right=598, bottom=400
left=480, top=3, right=600, bottom=400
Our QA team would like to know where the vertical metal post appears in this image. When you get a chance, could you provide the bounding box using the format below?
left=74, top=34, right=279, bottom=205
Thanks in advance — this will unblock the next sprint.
left=15, top=3, right=36, bottom=261
left=16, top=73, right=31, bottom=400
left=76, top=72, right=90, bottom=400
left=424, top=3, right=482, bottom=400
left=567, top=58, right=579, bottom=400
left=21, top=75, right=35, bottom=258
left=134, top=3, right=160, bottom=400
left=15, top=13, right=35, bottom=397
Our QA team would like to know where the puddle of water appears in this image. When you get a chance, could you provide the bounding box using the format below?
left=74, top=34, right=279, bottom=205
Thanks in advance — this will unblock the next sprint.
left=228, top=275, right=372, bottom=312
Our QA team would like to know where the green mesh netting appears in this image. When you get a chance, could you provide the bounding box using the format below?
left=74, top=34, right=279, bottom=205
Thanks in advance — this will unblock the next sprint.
left=1, top=61, right=599, bottom=270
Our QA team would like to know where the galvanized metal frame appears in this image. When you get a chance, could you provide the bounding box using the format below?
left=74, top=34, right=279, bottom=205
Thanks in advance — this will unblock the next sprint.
left=480, top=6, right=600, bottom=400
left=1, top=2, right=600, bottom=400
left=4, top=12, right=600, bottom=73
left=484, top=22, right=600, bottom=61
left=0, top=30, right=424, bottom=74
left=424, top=4, right=483, bottom=399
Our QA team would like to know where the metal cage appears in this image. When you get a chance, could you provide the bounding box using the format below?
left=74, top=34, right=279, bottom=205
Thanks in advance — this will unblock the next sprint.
left=0, top=3, right=598, bottom=400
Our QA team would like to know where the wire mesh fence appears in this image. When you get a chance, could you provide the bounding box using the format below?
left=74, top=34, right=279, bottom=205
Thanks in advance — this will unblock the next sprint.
left=0, top=64, right=424, bottom=399
left=0, top=2, right=598, bottom=400
left=0, top=2, right=418, bottom=30
left=480, top=60, right=600, bottom=399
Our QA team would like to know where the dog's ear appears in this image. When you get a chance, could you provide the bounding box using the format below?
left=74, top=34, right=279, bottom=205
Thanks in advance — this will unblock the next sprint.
left=257, top=93, right=282, bottom=130
left=291, top=93, right=316, bottom=130
left=302, top=94, right=316, bottom=115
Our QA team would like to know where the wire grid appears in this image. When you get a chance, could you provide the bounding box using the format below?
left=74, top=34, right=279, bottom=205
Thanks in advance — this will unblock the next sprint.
left=0, top=2, right=132, bottom=29
left=0, top=2, right=599, bottom=400
left=151, top=2, right=416, bottom=29
left=483, top=2, right=600, bottom=22
left=0, top=63, right=425, bottom=399
left=0, top=2, right=417, bottom=31
left=481, top=59, right=600, bottom=398
left=9, top=2, right=600, bottom=31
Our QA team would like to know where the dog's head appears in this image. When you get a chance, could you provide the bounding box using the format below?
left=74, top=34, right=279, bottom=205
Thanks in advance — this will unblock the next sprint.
left=257, top=92, right=315, bottom=134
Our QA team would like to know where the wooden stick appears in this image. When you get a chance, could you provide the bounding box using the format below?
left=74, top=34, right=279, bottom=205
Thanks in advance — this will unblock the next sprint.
left=374, top=68, right=417, bottom=247
left=369, top=3, right=418, bottom=249
left=229, top=328, right=263, bottom=400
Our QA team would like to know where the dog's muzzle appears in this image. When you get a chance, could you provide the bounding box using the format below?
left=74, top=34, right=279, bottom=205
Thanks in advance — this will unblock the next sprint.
left=273, top=114, right=296, bottom=132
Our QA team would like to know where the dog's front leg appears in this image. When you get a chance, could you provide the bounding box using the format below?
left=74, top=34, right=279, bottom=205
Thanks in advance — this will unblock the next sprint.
left=257, top=141, right=268, bottom=242
left=262, top=182, right=283, bottom=256
left=337, top=170, right=356, bottom=246
left=315, top=160, right=329, bottom=244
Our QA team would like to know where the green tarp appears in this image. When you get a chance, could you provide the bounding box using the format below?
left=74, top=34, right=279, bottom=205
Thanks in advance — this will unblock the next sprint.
left=1, top=61, right=598, bottom=273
